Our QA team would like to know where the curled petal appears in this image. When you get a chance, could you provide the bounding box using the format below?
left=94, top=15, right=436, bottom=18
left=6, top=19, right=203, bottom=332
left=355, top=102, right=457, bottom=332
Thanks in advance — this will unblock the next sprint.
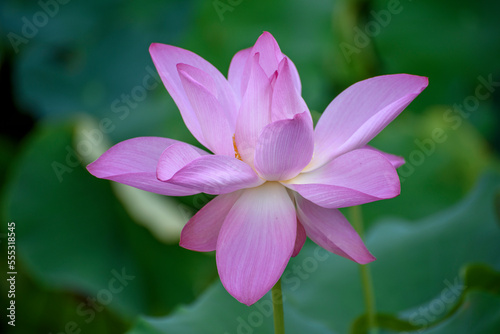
left=217, top=182, right=296, bottom=305
left=156, top=142, right=208, bottom=181
left=160, top=153, right=263, bottom=195
left=87, top=137, right=200, bottom=196
left=252, top=32, right=301, bottom=92
left=248, top=31, right=283, bottom=78
left=231, top=32, right=281, bottom=100
left=178, top=64, right=234, bottom=156
left=180, top=191, right=242, bottom=252
left=233, top=32, right=302, bottom=101
left=254, top=111, right=314, bottom=181
left=149, top=43, right=238, bottom=146
left=309, top=74, right=428, bottom=170
left=295, top=195, right=375, bottom=264
left=284, top=148, right=400, bottom=208
left=177, top=63, right=217, bottom=95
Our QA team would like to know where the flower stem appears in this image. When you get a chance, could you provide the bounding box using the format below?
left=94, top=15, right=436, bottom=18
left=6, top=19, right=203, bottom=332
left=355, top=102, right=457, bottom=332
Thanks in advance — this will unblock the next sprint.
left=272, top=278, right=285, bottom=334
left=350, top=206, right=379, bottom=334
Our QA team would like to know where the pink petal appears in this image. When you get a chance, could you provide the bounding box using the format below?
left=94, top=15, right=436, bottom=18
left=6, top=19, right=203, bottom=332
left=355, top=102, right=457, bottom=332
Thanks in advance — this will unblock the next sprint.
left=292, top=220, right=307, bottom=257
left=250, top=32, right=301, bottom=92
left=234, top=54, right=272, bottom=167
left=156, top=142, right=208, bottom=181
left=248, top=32, right=283, bottom=78
left=177, top=64, right=234, bottom=156
left=231, top=32, right=301, bottom=101
left=149, top=43, right=238, bottom=147
left=254, top=111, right=314, bottom=181
left=271, top=57, right=309, bottom=122
left=180, top=191, right=242, bottom=252
left=295, top=194, right=375, bottom=264
left=284, top=148, right=400, bottom=208
left=309, top=74, right=428, bottom=170
left=216, top=182, right=296, bottom=305
left=228, top=48, right=252, bottom=101
left=364, top=145, right=405, bottom=168
left=159, top=153, right=263, bottom=195
left=87, top=137, right=200, bottom=196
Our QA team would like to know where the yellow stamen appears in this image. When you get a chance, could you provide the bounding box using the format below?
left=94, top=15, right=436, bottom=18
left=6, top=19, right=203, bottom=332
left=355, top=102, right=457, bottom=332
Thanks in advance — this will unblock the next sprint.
left=233, top=134, right=242, bottom=161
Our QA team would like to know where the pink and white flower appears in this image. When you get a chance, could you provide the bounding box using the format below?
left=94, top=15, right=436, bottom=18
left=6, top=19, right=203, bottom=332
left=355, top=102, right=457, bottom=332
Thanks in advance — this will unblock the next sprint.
left=87, top=32, right=428, bottom=305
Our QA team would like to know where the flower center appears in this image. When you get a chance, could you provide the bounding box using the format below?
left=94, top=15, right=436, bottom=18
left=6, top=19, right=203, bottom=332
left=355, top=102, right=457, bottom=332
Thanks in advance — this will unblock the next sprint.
left=232, top=134, right=242, bottom=161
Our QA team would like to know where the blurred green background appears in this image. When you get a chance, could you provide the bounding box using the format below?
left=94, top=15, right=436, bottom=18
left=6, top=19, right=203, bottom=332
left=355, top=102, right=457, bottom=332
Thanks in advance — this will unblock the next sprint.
left=1, top=0, right=499, bottom=333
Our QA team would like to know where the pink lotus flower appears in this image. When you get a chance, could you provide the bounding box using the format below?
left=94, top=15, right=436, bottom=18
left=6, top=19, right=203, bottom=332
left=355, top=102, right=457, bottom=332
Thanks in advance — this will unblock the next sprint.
left=87, top=32, right=428, bottom=305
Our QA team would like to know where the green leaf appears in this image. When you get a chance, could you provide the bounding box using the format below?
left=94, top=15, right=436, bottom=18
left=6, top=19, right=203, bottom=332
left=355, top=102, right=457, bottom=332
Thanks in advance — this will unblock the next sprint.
left=462, top=263, right=500, bottom=294
left=375, top=291, right=500, bottom=334
left=351, top=313, right=421, bottom=334
left=350, top=264, right=500, bottom=333
left=416, top=291, right=500, bottom=334
left=129, top=282, right=335, bottom=334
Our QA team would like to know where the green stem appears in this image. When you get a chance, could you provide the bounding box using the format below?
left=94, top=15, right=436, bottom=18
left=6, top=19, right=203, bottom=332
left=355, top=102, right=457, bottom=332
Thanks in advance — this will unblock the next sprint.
left=350, top=206, right=378, bottom=334
left=272, top=278, right=285, bottom=334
